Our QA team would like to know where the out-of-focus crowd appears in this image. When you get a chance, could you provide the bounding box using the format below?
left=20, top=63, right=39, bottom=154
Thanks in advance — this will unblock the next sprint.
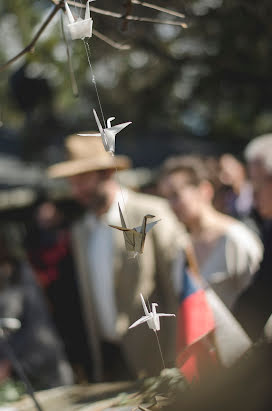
left=0, top=132, right=272, bottom=391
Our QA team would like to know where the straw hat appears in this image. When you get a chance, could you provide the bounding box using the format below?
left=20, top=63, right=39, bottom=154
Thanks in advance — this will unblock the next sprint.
left=48, top=134, right=131, bottom=178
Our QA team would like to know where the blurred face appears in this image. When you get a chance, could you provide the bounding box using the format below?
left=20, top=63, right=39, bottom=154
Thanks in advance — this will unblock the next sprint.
left=68, top=170, right=115, bottom=212
left=248, top=161, right=272, bottom=219
left=219, top=154, right=245, bottom=189
left=160, top=171, right=204, bottom=226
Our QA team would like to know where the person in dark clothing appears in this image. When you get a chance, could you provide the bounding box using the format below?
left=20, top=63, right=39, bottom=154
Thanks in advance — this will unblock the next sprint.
left=234, top=134, right=272, bottom=340
left=0, top=225, right=73, bottom=389
left=234, top=223, right=272, bottom=340
left=24, top=200, right=95, bottom=382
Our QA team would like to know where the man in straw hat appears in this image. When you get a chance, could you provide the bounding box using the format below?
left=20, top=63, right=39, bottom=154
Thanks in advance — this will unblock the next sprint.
left=48, top=134, right=187, bottom=382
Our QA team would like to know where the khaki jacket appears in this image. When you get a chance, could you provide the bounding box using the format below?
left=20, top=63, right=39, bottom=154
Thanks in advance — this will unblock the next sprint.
left=71, top=189, right=187, bottom=381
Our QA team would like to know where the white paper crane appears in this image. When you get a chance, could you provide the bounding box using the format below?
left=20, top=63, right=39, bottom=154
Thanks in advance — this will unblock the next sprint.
left=129, top=294, right=175, bottom=332
left=65, top=0, right=95, bottom=40
left=109, top=203, right=160, bottom=256
left=78, top=109, right=132, bottom=155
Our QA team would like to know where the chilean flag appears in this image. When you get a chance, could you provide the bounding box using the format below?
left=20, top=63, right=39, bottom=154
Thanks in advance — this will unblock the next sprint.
left=176, top=270, right=216, bottom=381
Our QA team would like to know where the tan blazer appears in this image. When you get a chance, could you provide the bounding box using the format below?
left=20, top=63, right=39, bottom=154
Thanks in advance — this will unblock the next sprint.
left=71, top=189, right=187, bottom=381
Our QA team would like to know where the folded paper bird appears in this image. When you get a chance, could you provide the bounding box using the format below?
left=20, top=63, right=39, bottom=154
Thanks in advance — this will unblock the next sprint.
left=78, top=109, right=132, bottom=155
left=65, top=0, right=95, bottom=40
left=109, top=203, right=160, bottom=256
left=129, top=294, right=175, bottom=332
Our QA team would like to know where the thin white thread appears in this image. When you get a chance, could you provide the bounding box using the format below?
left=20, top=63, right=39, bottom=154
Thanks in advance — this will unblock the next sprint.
left=155, top=329, right=166, bottom=370
left=114, top=163, right=166, bottom=371
left=83, top=39, right=107, bottom=129
left=83, top=39, right=130, bottom=217
left=80, top=7, right=166, bottom=373
left=114, top=164, right=132, bottom=226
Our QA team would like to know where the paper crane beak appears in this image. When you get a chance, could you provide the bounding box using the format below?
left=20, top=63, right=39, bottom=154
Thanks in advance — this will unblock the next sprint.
left=145, top=214, right=155, bottom=219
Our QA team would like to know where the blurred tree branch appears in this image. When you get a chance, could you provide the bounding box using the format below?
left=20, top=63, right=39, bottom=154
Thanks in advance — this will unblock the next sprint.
left=0, top=1, right=64, bottom=73
left=0, top=0, right=186, bottom=73
left=53, top=0, right=187, bottom=27
left=131, top=0, right=185, bottom=19
left=93, top=29, right=131, bottom=50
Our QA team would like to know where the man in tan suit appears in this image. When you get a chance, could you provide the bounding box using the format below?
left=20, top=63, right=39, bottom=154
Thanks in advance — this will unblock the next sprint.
left=48, top=134, right=187, bottom=382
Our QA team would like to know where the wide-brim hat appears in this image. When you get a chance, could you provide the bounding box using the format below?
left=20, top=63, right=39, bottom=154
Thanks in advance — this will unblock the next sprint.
left=48, top=134, right=131, bottom=178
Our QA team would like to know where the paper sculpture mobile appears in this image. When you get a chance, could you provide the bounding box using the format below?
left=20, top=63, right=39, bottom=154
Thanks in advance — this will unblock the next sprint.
left=109, top=203, right=160, bottom=256
left=65, top=0, right=95, bottom=40
left=129, top=294, right=175, bottom=332
left=78, top=109, right=132, bottom=155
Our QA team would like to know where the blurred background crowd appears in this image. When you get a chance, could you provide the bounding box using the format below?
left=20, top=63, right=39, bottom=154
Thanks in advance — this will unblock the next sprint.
left=1, top=0, right=272, bottom=408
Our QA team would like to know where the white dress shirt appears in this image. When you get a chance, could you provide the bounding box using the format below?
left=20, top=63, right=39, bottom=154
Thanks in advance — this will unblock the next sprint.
left=86, top=190, right=128, bottom=342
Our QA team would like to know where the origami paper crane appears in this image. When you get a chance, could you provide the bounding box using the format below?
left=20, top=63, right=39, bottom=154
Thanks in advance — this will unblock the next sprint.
left=129, top=294, right=175, bottom=332
left=65, top=0, right=95, bottom=40
left=78, top=109, right=132, bottom=155
left=109, top=203, right=160, bottom=256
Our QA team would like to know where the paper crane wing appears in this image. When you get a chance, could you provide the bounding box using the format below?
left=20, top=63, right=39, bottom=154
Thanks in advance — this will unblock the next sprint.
left=106, top=122, right=132, bottom=135
left=157, top=313, right=176, bottom=318
left=65, top=1, right=75, bottom=24
left=108, top=225, right=131, bottom=232
left=108, top=225, right=136, bottom=251
left=65, top=0, right=93, bottom=40
left=118, top=203, right=127, bottom=228
left=115, top=203, right=138, bottom=251
left=134, top=225, right=143, bottom=233
left=140, top=293, right=150, bottom=316
left=93, top=109, right=104, bottom=136
left=77, top=133, right=101, bottom=137
left=134, top=219, right=160, bottom=233
left=145, top=219, right=160, bottom=232
left=128, top=315, right=151, bottom=329
left=124, top=231, right=137, bottom=251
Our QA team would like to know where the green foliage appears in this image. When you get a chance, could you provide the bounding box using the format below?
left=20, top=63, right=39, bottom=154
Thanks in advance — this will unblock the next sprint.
left=0, top=379, right=25, bottom=405
left=1, top=0, right=272, bottom=159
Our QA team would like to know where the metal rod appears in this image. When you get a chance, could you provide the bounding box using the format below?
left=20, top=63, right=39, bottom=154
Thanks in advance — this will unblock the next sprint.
left=0, top=334, right=44, bottom=411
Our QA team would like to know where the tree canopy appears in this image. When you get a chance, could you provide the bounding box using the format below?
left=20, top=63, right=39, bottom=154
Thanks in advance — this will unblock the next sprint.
left=1, top=0, right=272, bottom=165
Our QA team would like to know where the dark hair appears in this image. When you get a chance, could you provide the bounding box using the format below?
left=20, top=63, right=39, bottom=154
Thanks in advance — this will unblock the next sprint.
left=160, top=155, right=211, bottom=186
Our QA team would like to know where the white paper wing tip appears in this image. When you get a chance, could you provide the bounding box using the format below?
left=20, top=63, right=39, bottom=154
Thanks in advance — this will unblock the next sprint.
left=128, top=315, right=150, bottom=329
left=77, top=133, right=101, bottom=136
left=128, top=322, right=138, bottom=329
left=140, top=294, right=150, bottom=316
left=157, top=313, right=176, bottom=318
left=110, top=122, right=132, bottom=134
left=65, top=1, right=75, bottom=24
left=145, top=219, right=161, bottom=233
left=93, top=109, right=104, bottom=134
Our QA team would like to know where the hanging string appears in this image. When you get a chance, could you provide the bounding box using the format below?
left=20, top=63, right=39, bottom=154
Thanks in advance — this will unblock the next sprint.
left=155, top=329, right=166, bottom=370
left=83, top=38, right=107, bottom=129
left=61, top=13, right=79, bottom=97
left=83, top=38, right=132, bottom=222
left=65, top=6, right=168, bottom=373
